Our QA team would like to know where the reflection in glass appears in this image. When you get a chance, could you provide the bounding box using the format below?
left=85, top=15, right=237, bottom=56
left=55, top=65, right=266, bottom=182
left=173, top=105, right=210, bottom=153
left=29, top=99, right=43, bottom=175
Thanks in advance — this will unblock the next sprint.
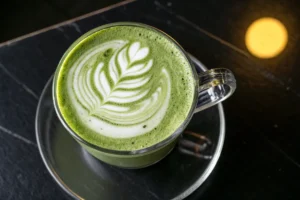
left=245, top=17, right=288, bottom=58
left=178, top=130, right=212, bottom=159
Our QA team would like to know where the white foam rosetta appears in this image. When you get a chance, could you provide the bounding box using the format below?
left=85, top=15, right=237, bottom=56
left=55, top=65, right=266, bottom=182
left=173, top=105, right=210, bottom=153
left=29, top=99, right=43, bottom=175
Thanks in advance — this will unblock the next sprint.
left=67, top=40, right=171, bottom=138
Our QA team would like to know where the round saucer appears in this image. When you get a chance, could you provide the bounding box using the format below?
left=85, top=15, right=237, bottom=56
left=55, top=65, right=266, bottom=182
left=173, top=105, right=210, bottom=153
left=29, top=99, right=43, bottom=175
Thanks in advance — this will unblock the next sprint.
left=36, top=55, right=225, bottom=200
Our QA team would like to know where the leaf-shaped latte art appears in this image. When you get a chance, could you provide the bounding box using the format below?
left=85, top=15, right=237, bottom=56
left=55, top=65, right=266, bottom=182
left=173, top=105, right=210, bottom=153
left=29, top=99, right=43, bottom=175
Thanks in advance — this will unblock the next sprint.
left=67, top=40, right=171, bottom=138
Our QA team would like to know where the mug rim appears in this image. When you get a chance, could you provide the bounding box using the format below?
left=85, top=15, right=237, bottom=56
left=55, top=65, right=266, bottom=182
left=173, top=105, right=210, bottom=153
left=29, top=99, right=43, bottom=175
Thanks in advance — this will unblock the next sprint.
left=52, top=22, right=199, bottom=155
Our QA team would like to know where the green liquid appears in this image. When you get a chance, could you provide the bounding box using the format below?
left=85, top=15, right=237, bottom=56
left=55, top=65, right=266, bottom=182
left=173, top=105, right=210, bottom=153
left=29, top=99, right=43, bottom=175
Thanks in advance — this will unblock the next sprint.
left=56, top=25, right=195, bottom=151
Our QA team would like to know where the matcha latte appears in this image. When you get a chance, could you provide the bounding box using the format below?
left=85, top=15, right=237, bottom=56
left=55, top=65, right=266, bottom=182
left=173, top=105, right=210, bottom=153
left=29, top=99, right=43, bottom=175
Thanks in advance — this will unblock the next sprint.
left=55, top=25, right=196, bottom=151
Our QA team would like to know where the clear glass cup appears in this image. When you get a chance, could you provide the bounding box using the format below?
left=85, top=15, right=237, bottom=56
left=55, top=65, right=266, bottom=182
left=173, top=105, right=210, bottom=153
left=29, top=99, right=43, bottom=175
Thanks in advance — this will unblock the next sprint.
left=53, top=22, right=236, bottom=169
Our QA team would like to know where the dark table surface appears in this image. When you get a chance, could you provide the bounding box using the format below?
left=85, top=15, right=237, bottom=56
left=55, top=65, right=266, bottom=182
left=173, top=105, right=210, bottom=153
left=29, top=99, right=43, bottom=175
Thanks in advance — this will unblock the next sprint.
left=0, top=0, right=300, bottom=199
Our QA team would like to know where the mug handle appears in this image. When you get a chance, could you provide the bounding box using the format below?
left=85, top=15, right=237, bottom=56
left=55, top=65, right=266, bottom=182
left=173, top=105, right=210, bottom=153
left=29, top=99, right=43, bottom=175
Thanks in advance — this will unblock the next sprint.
left=195, top=68, right=236, bottom=113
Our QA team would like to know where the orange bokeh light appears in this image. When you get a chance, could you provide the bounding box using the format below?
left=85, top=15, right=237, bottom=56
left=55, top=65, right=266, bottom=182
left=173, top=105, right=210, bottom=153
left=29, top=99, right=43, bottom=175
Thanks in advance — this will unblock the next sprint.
left=245, top=17, right=288, bottom=58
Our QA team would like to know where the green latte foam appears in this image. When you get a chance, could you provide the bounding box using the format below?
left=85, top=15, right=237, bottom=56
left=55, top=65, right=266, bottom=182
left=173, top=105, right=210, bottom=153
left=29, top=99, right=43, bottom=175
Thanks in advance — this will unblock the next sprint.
left=56, top=25, right=195, bottom=150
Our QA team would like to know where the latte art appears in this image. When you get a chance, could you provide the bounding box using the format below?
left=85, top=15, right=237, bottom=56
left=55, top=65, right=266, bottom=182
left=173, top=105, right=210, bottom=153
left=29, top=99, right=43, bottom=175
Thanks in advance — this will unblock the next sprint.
left=56, top=26, right=195, bottom=150
left=67, top=40, right=171, bottom=138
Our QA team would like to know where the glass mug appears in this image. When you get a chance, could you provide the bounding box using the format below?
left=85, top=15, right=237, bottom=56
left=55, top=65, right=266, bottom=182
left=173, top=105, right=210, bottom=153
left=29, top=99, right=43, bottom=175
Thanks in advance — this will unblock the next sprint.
left=53, top=22, right=236, bottom=169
